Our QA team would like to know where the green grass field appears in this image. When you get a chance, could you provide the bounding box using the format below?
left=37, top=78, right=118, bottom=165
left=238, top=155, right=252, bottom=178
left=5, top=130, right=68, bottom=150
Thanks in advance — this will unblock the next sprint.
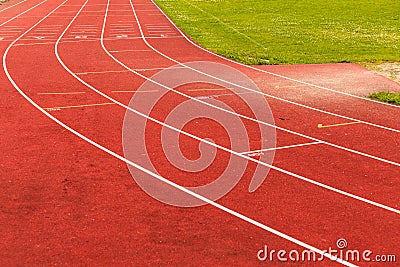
left=154, top=0, right=400, bottom=65
left=368, top=91, right=400, bottom=105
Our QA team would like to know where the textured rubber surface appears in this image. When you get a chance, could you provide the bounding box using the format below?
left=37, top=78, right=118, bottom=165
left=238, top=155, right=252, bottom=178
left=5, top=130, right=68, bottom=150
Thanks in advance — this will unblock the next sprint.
left=0, top=0, right=399, bottom=265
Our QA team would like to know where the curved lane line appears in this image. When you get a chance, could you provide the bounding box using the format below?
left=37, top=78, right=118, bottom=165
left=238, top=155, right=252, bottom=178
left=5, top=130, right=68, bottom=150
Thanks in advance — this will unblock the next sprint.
left=0, top=0, right=47, bottom=28
left=0, top=0, right=26, bottom=14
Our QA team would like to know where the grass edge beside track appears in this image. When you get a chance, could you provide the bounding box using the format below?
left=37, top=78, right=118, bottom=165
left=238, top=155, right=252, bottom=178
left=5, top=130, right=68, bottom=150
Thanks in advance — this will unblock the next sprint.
left=368, top=91, right=400, bottom=105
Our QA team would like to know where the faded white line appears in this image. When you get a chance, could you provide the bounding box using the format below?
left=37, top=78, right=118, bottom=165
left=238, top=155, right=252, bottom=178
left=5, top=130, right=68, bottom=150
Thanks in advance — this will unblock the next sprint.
left=240, top=141, right=323, bottom=155
left=0, top=0, right=26, bottom=13
left=38, top=91, right=86, bottom=95
left=0, top=0, right=47, bottom=28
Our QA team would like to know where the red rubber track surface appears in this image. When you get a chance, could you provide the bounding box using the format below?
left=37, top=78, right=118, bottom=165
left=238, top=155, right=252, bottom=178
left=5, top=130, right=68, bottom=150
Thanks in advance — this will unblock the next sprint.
left=1, top=0, right=399, bottom=266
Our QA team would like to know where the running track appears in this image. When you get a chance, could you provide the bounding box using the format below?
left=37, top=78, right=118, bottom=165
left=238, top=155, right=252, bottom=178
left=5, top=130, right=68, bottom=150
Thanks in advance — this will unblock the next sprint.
left=0, top=0, right=399, bottom=265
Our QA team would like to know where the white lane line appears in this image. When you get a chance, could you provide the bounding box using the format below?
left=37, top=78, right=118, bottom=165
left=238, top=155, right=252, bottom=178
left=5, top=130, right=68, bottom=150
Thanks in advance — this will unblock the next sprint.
left=135, top=9, right=158, bottom=12
left=0, top=30, right=22, bottom=33
left=195, top=91, right=257, bottom=99
left=146, top=26, right=172, bottom=28
left=0, top=0, right=47, bottom=28
left=188, top=88, right=226, bottom=92
left=109, top=29, right=135, bottom=31
left=109, top=25, right=135, bottom=27
left=0, top=0, right=26, bottom=13
left=12, top=36, right=145, bottom=46
left=107, top=0, right=400, bottom=167
left=69, top=30, right=99, bottom=33
left=76, top=69, right=129, bottom=75
left=150, top=0, right=400, bottom=109
left=318, top=121, right=362, bottom=129
left=3, top=26, right=26, bottom=29
left=109, top=26, right=135, bottom=28
left=43, top=102, right=115, bottom=110
left=72, top=26, right=99, bottom=29
left=275, top=84, right=308, bottom=89
left=109, top=49, right=149, bottom=52
left=33, top=29, right=62, bottom=31
left=30, top=32, right=58, bottom=35
left=109, top=29, right=135, bottom=32
left=63, top=4, right=106, bottom=6
left=18, top=3, right=352, bottom=266
left=240, top=141, right=323, bottom=155
left=70, top=30, right=99, bottom=33
left=73, top=24, right=98, bottom=27
left=145, top=36, right=183, bottom=39
left=112, top=90, right=158, bottom=93
left=38, top=91, right=86, bottom=95
left=106, top=9, right=132, bottom=12
left=147, top=27, right=171, bottom=29
left=134, top=66, right=185, bottom=71
left=54, top=10, right=106, bottom=14
left=145, top=23, right=171, bottom=26
left=70, top=31, right=100, bottom=33
left=37, top=24, right=64, bottom=26
left=148, top=30, right=175, bottom=33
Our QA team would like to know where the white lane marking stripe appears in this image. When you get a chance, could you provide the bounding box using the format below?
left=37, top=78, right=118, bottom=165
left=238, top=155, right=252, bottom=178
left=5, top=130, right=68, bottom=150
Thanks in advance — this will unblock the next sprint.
left=3, top=27, right=26, bottom=29
left=134, top=66, right=185, bottom=71
left=240, top=141, right=323, bottom=155
left=76, top=69, right=129, bottom=75
left=44, top=102, right=115, bottom=110
left=0, top=30, right=22, bottom=32
left=0, top=0, right=47, bottom=28
left=109, top=49, right=149, bottom=52
left=112, top=90, right=158, bottom=93
left=38, top=91, right=86, bottom=95
left=0, top=0, right=26, bottom=13
left=11, top=37, right=137, bottom=46
left=30, top=32, right=57, bottom=35
left=317, top=121, right=362, bottom=128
